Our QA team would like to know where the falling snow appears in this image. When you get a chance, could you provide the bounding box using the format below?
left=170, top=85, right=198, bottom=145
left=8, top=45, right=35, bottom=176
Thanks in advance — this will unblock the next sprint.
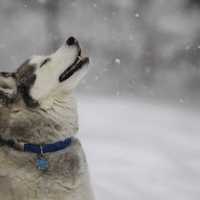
left=115, top=58, right=121, bottom=64
left=135, top=13, right=140, bottom=18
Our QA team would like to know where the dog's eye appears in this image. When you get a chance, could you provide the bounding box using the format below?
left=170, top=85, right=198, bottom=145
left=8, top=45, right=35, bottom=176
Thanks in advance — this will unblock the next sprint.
left=40, top=58, right=51, bottom=68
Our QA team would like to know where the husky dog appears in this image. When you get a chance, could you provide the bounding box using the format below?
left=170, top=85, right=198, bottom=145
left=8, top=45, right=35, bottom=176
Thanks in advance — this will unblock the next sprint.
left=0, top=37, right=94, bottom=200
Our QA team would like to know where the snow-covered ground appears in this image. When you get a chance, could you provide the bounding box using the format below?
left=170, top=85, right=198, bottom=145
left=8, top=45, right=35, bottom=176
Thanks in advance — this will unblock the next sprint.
left=78, top=96, right=200, bottom=200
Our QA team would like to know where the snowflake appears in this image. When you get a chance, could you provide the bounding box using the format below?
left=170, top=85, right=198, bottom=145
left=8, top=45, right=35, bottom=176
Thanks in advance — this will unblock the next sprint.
left=115, top=58, right=121, bottom=64
left=135, top=13, right=140, bottom=18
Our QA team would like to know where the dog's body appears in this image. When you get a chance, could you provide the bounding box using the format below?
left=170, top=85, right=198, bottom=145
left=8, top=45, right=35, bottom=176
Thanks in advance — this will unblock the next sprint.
left=0, top=37, right=94, bottom=200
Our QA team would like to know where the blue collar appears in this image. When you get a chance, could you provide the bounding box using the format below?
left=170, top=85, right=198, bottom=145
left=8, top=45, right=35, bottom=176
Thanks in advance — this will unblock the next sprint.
left=0, top=136, right=73, bottom=171
left=24, top=138, right=72, bottom=154
left=0, top=136, right=72, bottom=154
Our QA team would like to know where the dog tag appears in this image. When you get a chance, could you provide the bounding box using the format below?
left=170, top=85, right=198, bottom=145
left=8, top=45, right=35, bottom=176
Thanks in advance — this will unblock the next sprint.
left=36, top=155, right=48, bottom=171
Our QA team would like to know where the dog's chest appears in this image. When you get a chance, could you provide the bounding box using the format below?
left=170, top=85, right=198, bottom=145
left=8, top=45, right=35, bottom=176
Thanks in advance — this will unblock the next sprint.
left=0, top=139, right=87, bottom=200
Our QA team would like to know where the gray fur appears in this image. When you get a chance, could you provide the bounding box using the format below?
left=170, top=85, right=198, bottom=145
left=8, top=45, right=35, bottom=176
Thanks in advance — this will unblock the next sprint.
left=0, top=40, right=94, bottom=200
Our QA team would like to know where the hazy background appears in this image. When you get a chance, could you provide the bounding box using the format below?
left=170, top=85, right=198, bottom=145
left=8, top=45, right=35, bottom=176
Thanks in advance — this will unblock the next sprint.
left=1, top=0, right=200, bottom=104
left=0, top=0, right=200, bottom=199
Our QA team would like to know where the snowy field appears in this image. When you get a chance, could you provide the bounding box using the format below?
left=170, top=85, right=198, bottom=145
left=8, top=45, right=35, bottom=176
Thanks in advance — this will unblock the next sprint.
left=78, top=96, right=200, bottom=200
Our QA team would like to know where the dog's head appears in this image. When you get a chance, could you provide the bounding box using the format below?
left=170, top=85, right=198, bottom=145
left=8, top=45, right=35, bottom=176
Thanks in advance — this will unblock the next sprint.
left=15, top=37, right=89, bottom=107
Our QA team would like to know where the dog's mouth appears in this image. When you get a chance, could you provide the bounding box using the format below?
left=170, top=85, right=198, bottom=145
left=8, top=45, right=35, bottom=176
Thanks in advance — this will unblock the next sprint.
left=59, top=50, right=89, bottom=83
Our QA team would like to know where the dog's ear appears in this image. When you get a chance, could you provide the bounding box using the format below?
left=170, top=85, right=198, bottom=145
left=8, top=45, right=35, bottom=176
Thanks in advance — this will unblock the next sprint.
left=0, top=72, right=17, bottom=104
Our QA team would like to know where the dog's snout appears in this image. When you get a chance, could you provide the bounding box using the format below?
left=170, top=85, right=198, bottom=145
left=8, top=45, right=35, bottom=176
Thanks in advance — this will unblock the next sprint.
left=66, top=37, right=77, bottom=46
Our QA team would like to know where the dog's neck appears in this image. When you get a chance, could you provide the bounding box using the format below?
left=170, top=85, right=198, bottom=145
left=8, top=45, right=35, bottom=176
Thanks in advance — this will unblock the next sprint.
left=38, top=90, right=79, bottom=139
left=2, top=89, right=79, bottom=144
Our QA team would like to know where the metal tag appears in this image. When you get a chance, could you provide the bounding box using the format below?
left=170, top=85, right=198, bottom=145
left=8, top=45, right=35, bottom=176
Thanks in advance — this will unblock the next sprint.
left=36, top=154, right=48, bottom=171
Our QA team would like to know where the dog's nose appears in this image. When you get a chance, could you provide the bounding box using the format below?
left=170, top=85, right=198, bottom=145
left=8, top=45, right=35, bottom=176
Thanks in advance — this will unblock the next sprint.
left=66, top=37, right=77, bottom=46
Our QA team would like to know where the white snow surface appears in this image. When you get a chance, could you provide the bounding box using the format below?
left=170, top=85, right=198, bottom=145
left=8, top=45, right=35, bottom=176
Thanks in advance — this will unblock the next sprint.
left=78, top=96, right=200, bottom=200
